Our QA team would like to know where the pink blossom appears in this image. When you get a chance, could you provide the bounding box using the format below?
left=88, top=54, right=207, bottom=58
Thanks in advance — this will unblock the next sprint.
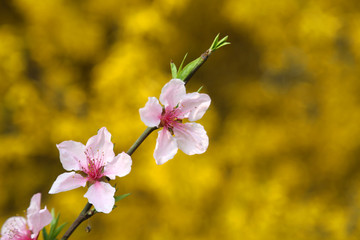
left=139, top=79, right=211, bottom=165
left=49, top=127, right=132, bottom=214
left=1, top=193, right=52, bottom=240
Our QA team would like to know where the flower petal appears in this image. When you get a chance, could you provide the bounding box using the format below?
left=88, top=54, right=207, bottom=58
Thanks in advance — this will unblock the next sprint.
left=27, top=207, right=52, bottom=239
left=154, top=128, right=178, bottom=165
left=1, top=217, right=29, bottom=239
left=57, top=140, right=86, bottom=171
left=173, top=123, right=209, bottom=155
left=179, top=92, right=211, bottom=121
left=139, top=97, right=162, bottom=127
left=104, top=152, right=132, bottom=179
left=49, top=172, right=87, bottom=194
left=26, top=193, right=52, bottom=238
left=26, top=193, right=41, bottom=218
left=84, top=182, right=115, bottom=214
left=85, top=127, right=115, bottom=163
left=159, top=79, right=186, bottom=108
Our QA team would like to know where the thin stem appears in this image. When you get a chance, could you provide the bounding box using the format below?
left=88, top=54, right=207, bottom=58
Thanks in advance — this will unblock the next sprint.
left=59, top=43, right=215, bottom=240
left=127, top=126, right=157, bottom=156
left=61, top=203, right=93, bottom=240
left=183, top=49, right=211, bottom=85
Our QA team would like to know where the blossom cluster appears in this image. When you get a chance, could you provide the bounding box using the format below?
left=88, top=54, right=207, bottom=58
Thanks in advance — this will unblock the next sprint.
left=1, top=78, right=211, bottom=239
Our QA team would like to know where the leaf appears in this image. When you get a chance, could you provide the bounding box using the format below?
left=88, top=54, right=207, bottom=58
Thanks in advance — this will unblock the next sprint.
left=169, top=34, right=229, bottom=82
left=177, top=57, right=203, bottom=80
left=53, top=222, right=67, bottom=238
left=210, top=33, right=220, bottom=50
left=114, top=193, right=131, bottom=202
left=170, top=61, right=177, bottom=79
left=46, top=209, right=67, bottom=240
left=178, top=53, right=188, bottom=73
left=209, top=34, right=230, bottom=52
left=49, top=210, right=60, bottom=233
left=217, top=35, right=228, bottom=46
left=42, top=228, right=49, bottom=240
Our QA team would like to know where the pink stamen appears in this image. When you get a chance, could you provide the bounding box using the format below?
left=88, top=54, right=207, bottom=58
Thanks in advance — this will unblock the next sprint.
left=82, top=148, right=105, bottom=181
left=160, top=107, right=183, bottom=134
left=4, top=224, right=32, bottom=240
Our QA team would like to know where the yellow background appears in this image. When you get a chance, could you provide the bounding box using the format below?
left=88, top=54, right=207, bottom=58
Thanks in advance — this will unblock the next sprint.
left=1, top=0, right=360, bottom=239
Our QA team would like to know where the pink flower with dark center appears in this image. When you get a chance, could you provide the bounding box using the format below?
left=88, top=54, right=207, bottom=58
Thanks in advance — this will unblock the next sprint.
left=49, top=127, right=132, bottom=213
left=1, top=193, right=52, bottom=240
left=139, top=79, right=211, bottom=165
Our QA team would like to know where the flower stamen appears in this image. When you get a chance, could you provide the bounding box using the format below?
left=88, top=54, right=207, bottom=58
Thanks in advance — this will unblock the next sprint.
left=83, top=148, right=105, bottom=182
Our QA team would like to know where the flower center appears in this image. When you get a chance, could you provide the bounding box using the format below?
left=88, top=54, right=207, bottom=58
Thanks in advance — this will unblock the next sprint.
left=83, top=148, right=105, bottom=182
left=4, top=224, right=32, bottom=240
left=160, top=107, right=183, bottom=135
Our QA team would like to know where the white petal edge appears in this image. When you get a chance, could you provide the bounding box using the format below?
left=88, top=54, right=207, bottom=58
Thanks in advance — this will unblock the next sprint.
left=154, top=128, right=178, bottom=165
left=57, top=140, right=86, bottom=171
left=49, top=172, right=87, bottom=194
left=85, top=127, right=115, bottom=163
left=159, top=79, right=186, bottom=108
left=173, top=122, right=209, bottom=155
left=139, top=97, right=162, bottom=127
left=180, top=92, right=211, bottom=121
left=27, top=207, right=52, bottom=239
left=104, top=152, right=132, bottom=179
left=84, top=182, right=115, bottom=214
left=27, top=193, right=41, bottom=217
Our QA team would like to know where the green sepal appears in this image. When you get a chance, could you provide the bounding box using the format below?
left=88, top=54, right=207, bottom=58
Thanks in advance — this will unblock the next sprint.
left=114, top=193, right=131, bottom=202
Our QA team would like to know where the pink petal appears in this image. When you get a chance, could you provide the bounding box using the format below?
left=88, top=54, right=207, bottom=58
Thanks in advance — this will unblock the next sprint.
left=154, top=128, right=178, bottom=165
left=173, top=123, right=209, bottom=155
left=1, top=217, right=29, bottom=239
left=27, top=207, right=52, bottom=239
left=139, top=97, right=162, bottom=127
left=104, top=152, right=132, bottom=179
left=49, top=172, right=87, bottom=194
left=179, top=92, right=211, bottom=121
left=85, top=127, right=115, bottom=163
left=84, top=182, right=115, bottom=214
left=26, top=193, right=52, bottom=238
left=27, top=193, right=41, bottom=217
left=57, top=140, right=86, bottom=171
left=159, top=79, right=186, bottom=108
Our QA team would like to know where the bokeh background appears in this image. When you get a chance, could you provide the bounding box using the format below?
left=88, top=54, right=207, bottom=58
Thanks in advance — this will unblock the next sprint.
left=1, top=0, right=360, bottom=239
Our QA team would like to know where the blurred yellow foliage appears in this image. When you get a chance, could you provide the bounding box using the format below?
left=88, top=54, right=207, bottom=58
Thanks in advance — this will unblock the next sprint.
left=1, top=0, right=360, bottom=239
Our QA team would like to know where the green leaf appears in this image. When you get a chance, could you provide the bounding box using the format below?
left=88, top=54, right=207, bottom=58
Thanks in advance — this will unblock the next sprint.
left=178, top=53, right=188, bottom=73
left=170, top=61, right=177, bottom=79
left=42, top=228, right=49, bottom=240
left=168, top=34, right=229, bottom=82
left=114, top=193, right=131, bottom=202
left=177, top=57, right=203, bottom=81
left=53, top=222, right=67, bottom=238
left=46, top=209, right=67, bottom=240
left=210, top=33, right=220, bottom=50
left=217, top=35, right=228, bottom=45
left=50, top=210, right=59, bottom=231
left=209, top=34, right=230, bottom=52
left=218, top=41, right=231, bottom=49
